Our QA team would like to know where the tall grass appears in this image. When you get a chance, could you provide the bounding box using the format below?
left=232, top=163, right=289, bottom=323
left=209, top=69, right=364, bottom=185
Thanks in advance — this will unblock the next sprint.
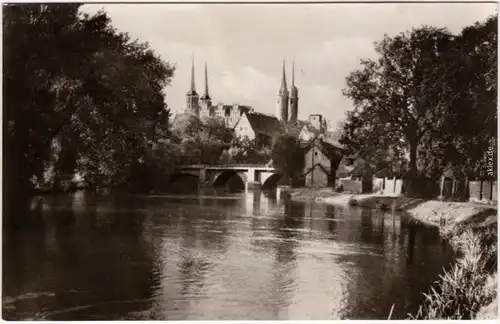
left=408, top=229, right=496, bottom=319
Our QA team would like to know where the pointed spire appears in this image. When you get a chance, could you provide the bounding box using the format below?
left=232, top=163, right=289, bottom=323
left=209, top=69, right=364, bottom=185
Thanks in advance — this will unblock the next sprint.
left=190, top=53, right=196, bottom=92
left=290, top=57, right=298, bottom=97
left=201, top=62, right=210, bottom=100
left=279, top=59, right=288, bottom=94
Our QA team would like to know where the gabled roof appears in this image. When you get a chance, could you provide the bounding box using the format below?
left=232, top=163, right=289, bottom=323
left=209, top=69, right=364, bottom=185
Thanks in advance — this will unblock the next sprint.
left=244, top=112, right=286, bottom=137
left=304, top=139, right=343, bottom=160
left=321, top=140, right=344, bottom=158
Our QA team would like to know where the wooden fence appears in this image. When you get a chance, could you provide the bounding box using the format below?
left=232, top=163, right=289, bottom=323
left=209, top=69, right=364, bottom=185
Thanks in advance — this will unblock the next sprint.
left=372, top=177, right=497, bottom=202
left=469, top=179, right=497, bottom=202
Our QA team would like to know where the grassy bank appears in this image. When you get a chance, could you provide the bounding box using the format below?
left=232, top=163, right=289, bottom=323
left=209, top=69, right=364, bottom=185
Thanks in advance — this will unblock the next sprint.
left=282, top=187, right=498, bottom=319
left=405, top=201, right=497, bottom=320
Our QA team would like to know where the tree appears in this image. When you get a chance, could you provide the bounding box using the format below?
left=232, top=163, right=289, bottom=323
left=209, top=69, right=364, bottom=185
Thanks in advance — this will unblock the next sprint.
left=271, top=134, right=304, bottom=183
left=169, top=114, right=234, bottom=165
left=342, top=26, right=467, bottom=183
left=3, top=4, right=175, bottom=199
left=444, top=16, right=497, bottom=178
left=228, top=137, right=271, bottom=164
left=412, top=16, right=497, bottom=179
left=342, top=17, right=497, bottom=182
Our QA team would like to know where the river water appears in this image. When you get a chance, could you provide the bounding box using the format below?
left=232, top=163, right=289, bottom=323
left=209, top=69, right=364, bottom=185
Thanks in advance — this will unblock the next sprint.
left=3, top=190, right=455, bottom=320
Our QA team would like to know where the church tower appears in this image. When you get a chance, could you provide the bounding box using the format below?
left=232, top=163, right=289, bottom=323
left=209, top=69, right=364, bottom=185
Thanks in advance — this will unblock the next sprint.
left=289, top=59, right=299, bottom=122
left=276, top=60, right=289, bottom=122
left=186, top=55, right=200, bottom=116
left=200, top=62, right=212, bottom=118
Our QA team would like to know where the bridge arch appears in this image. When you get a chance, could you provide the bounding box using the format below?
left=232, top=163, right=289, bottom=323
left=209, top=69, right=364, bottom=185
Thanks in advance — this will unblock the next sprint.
left=213, top=170, right=246, bottom=190
left=261, top=173, right=283, bottom=190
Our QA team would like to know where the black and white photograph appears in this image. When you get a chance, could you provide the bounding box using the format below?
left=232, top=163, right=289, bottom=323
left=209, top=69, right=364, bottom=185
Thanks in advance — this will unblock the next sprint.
left=2, top=0, right=498, bottom=321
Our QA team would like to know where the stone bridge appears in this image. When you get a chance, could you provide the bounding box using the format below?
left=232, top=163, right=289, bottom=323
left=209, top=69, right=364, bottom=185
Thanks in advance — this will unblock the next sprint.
left=173, top=164, right=282, bottom=190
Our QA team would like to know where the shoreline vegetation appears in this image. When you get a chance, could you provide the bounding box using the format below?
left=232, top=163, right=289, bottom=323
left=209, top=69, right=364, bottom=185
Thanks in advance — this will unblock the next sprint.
left=281, top=187, right=497, bottom=319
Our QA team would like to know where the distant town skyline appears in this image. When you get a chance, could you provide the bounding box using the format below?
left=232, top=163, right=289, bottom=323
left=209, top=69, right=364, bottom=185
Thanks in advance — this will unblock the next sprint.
left=83, top=2, right=496, bottom=128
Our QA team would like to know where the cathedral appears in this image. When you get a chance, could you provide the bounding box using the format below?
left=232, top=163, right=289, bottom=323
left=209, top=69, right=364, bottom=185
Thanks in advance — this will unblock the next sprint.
left=275, top=59, right=299, bottom=123
left=184, top=57, right=326, bottom=143
left=184, top=57, right=253, bottom=129
left=184, top=58, right=301, bottom=125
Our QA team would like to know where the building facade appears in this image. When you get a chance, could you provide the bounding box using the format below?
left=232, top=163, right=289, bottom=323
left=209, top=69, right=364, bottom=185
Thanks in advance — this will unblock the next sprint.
left=303, top=138, right=343, bottom=188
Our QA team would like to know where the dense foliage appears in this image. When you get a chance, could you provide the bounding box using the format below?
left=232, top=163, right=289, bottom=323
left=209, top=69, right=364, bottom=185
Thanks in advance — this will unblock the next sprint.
left=169, top=114, right=235, bottom=165
left=227, top=137, right=271, bottom=164
left=271, top=134, right=304, bottom=183
left=3, top=4, right=174, bottom=198
left=341, top=16, right=497, bottom=181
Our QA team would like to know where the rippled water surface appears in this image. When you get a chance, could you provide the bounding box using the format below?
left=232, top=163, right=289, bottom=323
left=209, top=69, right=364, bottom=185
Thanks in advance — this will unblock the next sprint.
left=3, top=190, right=455, bottom=320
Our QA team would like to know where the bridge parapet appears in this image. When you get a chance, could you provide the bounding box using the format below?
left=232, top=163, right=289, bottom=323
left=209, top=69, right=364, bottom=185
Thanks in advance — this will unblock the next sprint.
left=177, top=164, right=274, bottom=169
left=176, top=164, right=277, bottom=172
left=173, top=164, right=281, bottom=190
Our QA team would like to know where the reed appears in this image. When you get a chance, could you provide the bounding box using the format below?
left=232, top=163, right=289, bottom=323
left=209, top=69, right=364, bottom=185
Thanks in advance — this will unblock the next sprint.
left=408, top=229, right=496, bottom=319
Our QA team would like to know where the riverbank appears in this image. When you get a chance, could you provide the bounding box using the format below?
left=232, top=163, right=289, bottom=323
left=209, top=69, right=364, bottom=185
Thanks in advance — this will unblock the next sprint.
left=405, top=201, right=497, bottom=319
left=282, top=187, right=497, bottom=319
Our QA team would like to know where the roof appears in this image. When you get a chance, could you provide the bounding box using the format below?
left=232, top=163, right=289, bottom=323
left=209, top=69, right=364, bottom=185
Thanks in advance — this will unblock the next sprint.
left=245, top=112, right=285, bottom=137
left=336, top=165, right=356, bottom=178
left=222, top=104, right=252, bottom=115
left=319, top=140, right=344, bottom=159
left=324, top=138, right=344, bottom=149
left=304, top=139, right=343, bottom=160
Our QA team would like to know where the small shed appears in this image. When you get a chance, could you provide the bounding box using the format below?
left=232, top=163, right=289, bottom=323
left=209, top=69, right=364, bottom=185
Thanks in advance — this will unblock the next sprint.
left=336, top=156, right=373, bottom=193
left=303, top=138, right=343, bottom=188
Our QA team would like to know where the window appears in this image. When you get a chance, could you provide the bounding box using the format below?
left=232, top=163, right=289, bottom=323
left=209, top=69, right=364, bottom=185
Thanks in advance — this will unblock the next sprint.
left=315, top=152, right=318, bottom=157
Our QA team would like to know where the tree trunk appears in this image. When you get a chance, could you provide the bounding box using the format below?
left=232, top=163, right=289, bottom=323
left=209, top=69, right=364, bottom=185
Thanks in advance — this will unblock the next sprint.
left=408, top=140, right=419, bottom=196
left=409, top=141, right=418, bottom=178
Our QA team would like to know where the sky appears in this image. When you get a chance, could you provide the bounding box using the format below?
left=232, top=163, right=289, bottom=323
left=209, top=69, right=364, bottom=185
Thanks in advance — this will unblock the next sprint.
left=83, top=2, right=497, bottom=129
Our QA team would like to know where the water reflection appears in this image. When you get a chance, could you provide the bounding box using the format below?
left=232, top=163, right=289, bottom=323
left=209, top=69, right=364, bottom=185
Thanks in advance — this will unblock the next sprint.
left=3, top=191, right=456, bottom=320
